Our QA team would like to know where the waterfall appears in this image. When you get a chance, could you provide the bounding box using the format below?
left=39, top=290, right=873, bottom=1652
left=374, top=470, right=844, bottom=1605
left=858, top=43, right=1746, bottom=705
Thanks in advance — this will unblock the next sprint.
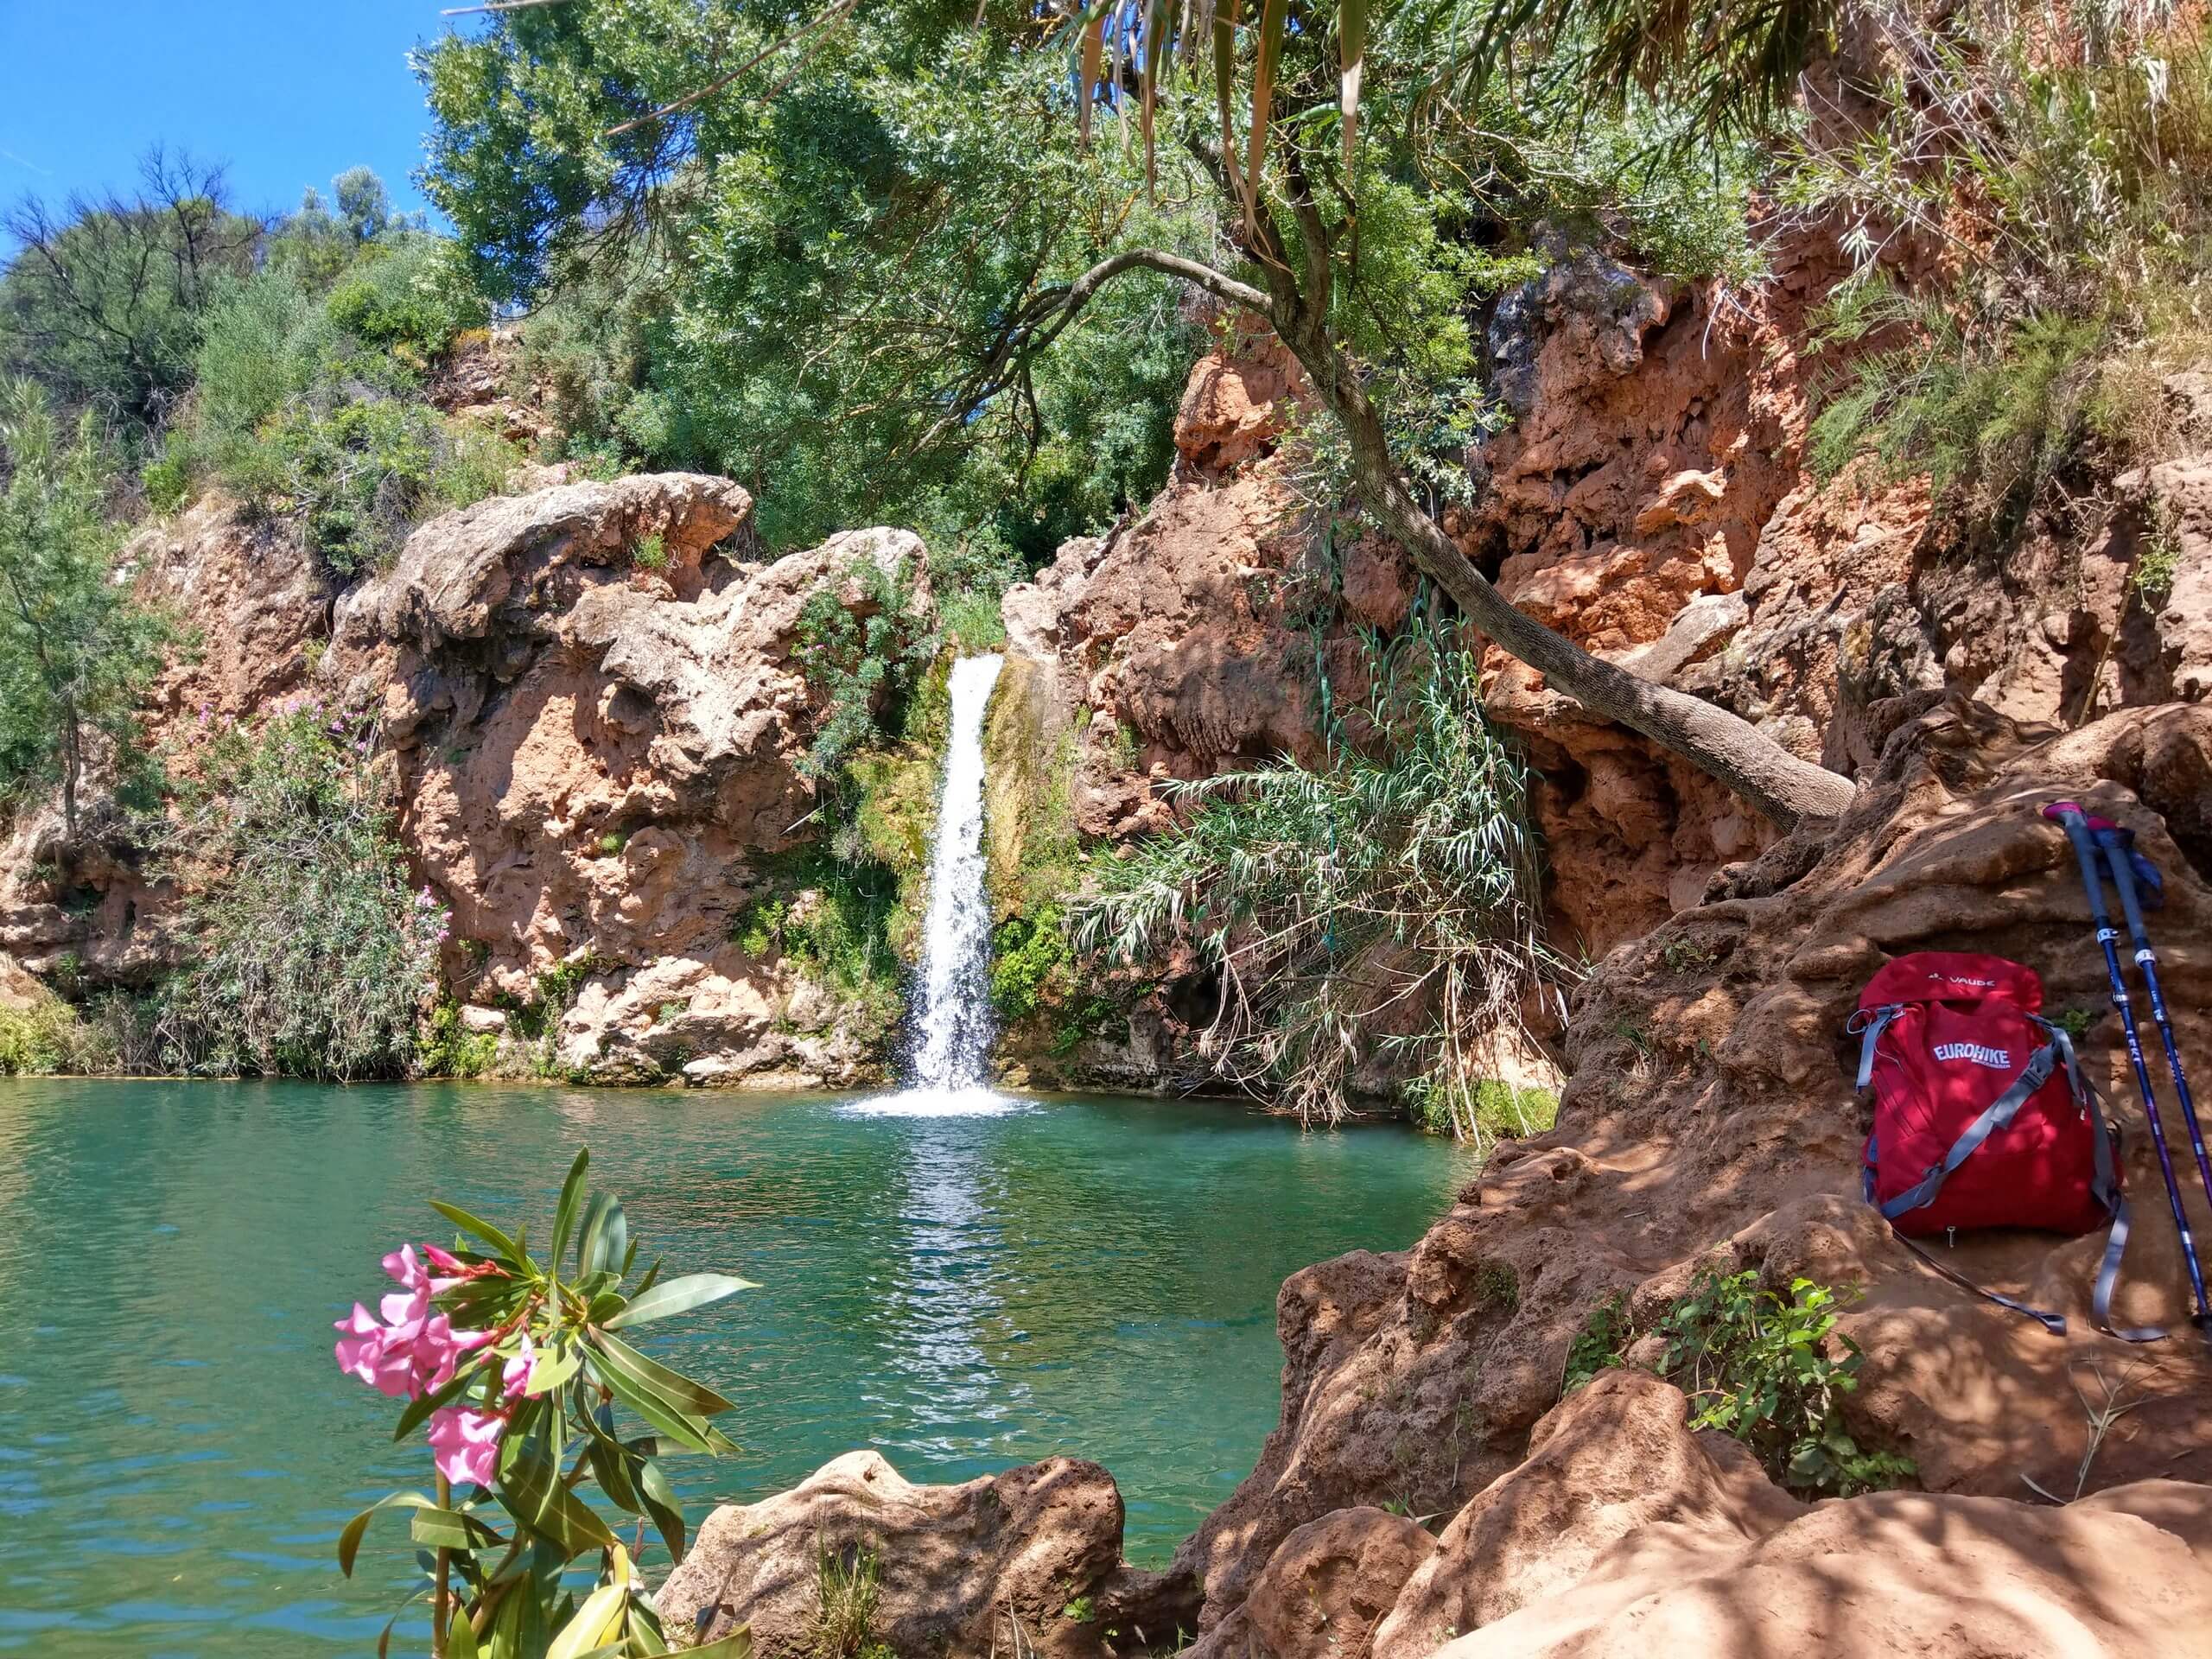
left=850, top=652, right=1015, bottom=1116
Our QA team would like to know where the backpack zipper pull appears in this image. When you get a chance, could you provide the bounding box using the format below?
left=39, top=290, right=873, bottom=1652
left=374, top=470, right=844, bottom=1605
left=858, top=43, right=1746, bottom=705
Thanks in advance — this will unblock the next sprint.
left=1947, top=1227, right=1957, bottom=1250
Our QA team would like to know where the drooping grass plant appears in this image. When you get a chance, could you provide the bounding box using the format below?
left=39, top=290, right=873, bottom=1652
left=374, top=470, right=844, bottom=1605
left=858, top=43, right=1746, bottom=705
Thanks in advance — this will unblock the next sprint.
left=1792, top=9, right=2212, bottom=534
left=1073, top=620, right=1569, bottom=1133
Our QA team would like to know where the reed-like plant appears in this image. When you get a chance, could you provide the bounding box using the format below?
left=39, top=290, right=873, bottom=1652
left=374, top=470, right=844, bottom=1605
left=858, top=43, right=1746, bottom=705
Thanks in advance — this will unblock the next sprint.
left=1075, top=619, right=1568, bottom=1132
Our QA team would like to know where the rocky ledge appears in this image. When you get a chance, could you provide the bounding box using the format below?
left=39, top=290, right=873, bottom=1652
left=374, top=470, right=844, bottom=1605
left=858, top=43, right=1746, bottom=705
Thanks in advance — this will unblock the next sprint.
left=663, top=699, right=2212, bottom=1658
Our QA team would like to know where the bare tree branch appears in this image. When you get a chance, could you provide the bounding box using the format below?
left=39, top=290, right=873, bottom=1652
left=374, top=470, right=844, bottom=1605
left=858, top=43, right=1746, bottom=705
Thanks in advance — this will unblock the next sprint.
left=442, top=0, right=575, bottom=13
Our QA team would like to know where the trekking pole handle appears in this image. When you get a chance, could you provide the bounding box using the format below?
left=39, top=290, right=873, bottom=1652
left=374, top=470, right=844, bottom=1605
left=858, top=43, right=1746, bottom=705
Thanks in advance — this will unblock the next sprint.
left=2094, top=826, right=2156, bottom=961
left=2044, top=803, right=2117, bottom=933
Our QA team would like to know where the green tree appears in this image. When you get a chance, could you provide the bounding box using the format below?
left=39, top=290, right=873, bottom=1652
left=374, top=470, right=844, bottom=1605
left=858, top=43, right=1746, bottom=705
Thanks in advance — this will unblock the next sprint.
left=417, top=0, right=1854, bottom=823
left=0, top=148, right=262, bottom=429
left=421, top=20, right=1203, bottom=554
left=332, top=165, right=394, bottom=243
left=0, top=380, right=172, bottom=835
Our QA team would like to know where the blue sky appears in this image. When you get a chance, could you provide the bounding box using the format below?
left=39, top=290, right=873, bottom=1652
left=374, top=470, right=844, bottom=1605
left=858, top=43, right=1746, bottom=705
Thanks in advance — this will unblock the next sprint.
left=0, top=2, right=466, bottom=232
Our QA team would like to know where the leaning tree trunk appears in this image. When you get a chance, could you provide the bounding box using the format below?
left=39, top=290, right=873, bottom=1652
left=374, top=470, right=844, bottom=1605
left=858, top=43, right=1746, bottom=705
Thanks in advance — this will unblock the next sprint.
left=1273, top=302, right=1858, bottom=830
left=1004, top=233, right=1859, bottom=829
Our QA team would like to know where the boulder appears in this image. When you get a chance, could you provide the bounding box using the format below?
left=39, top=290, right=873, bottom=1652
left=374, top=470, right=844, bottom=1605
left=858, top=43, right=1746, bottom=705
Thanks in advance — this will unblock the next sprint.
left=315, top=476, right=930, bottom=1087
left=1190, top=1507, right=1435, bottom=1659
left=1371, top=1370, right=1802, bottom=1659
left=657, top=1451, right=1128, bottom=1659
left=1430, top=1480, right=2212, bottom=1659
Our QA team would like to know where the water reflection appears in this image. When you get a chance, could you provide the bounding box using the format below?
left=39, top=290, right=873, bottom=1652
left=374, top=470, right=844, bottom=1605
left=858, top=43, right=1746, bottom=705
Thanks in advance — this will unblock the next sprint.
left=870, top=1122, right=1028, bottom=1455
left=0, top=1078, right=1471, bottom=1656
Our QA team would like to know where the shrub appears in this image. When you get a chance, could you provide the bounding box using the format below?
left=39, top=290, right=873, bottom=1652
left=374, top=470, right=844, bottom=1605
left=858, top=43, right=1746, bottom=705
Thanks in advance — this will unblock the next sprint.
left=1561, top=1292, right=1631, bottom=1393
left=1808, top=288, right=2101, bottom=537
left=795, top=550, right=938, bottom=791
left=334, top=1150, right=753, bottom=1658
left=923, top=519, right=1025, bottom=653
left=938, top=587, right=1005, bottom=651
left=2130, top=498, right=2184, bottom=606
left=730, top=852, right=906, bottom=1033
left=989, top=905, right=1073, bottom=1025
left=321, top=233, right=489, bottom=365
left=157, top=702, right=447, bottom=1079
left=192, top=269, right=336, bottom=448
left=1795, top=15, right=2212, bottom=538
left=231, top=394, right=515, bottom=575
left=416, top=1000, right=499, bottom=1080
left=141, top=440, right=193, bottom=514
left=1408, top=1077, right=1558, bottom=1141
left=0, top=380, right=175, bottom=832
left=170, top=239, right=512, bottom=567
left=0, top=995, right=82, bottom=1075
left=1659, top=1270, right=1916, bottom=1497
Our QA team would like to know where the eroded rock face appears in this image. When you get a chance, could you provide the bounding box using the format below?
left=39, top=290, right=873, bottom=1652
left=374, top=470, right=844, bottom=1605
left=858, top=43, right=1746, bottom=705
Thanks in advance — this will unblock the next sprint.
left=994, top=327, right=1470, bottom=1093
left=1433, top=1478, right=2212, bottom=1659
left=1462, top=233, right=2212, bottom=957
left=0, top=499, right=337, bottom=987
left=1376, top=1379, right=2212, bottom=1659
left=1189, top=1506, right=1435, bottom=1659
left=658, top=1451, right=1128, bottom=1659
left=1370, top=1370, right=1801, bottom=1659
left=0, top=467, right=938, bottom=1084
left=1167, top=702, right=2212, bottom=1632
left=321, top=477, right=925, bottom=1086
left=1361, top=1380, right=2212, bottom=1659
left=999, top=324, right=1418, bottom=845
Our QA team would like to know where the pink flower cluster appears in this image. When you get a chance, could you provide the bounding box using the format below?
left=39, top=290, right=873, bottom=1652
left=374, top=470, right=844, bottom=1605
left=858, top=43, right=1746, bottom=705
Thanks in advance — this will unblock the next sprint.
left=334, top=1244, right=533, bottom=1489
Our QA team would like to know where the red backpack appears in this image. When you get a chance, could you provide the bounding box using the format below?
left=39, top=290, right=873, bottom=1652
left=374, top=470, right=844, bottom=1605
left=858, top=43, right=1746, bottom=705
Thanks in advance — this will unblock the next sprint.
left=1852, top=950, right=2150, bottom=1338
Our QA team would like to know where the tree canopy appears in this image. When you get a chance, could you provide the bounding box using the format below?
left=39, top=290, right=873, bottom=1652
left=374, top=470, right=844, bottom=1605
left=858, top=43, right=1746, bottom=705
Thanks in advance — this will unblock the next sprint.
left=417, top=0, right=1853, bottom=820
left=0, top=149, right=263, bottom=432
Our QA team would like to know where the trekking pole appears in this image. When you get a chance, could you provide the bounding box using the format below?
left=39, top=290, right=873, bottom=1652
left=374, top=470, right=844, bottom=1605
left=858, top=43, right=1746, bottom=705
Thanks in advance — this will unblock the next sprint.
left=2044, top=801, right=2212, bottom=1332
left=2092, top=821, right=2212, bottom=1216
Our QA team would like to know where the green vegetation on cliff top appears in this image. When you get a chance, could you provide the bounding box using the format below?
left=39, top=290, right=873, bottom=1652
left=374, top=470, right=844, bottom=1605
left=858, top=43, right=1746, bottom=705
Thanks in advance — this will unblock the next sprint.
left=6, top=0, right=2212, bottom=1084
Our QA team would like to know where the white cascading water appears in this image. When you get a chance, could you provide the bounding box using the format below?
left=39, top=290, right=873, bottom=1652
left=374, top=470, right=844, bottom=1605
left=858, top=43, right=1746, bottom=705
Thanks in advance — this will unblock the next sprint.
left=849, top=653, right=1021, bottom=1116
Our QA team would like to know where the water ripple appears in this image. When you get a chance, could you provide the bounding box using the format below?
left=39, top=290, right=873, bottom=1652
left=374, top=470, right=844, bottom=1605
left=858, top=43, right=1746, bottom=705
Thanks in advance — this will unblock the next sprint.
left=0, top=1077, right=1471, bottom=1656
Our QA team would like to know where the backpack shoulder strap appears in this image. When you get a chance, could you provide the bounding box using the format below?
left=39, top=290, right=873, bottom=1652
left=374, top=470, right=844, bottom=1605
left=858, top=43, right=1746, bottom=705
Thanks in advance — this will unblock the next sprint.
left=1849, top=1002, right=1904, bottom=1090
left=1876, top=1040, right=2060, bottom=1221
left=1888, top=1230, right=2070, bottom=1335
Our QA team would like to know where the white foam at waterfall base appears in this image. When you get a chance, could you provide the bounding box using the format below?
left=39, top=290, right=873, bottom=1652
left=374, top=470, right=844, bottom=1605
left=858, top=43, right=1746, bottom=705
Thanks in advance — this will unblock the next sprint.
left=838, top=1085, right=1033, bottom=1119
left=849, top=653, right=1018, bottom=1119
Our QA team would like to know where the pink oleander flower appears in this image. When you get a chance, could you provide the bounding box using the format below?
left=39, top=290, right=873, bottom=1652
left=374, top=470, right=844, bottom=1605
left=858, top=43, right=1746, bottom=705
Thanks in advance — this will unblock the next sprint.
left=428, top=1405, right=506, bottom=1489
left=334, top=1302, right=417, bottom=1397
left=422, top=1243, right=503, bottom=1281
left=334, top=1244, right=493, bottom=1401
left=502, top=1334, right=537, bottom=1400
